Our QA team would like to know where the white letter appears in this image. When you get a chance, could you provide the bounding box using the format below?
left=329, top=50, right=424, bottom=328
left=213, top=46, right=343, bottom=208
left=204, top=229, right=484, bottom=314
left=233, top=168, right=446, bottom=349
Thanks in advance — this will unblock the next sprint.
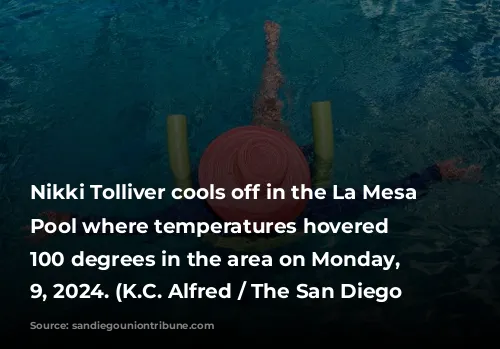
left=31, top=185, right=44, bottom=199
left=296, top=284, right=308, bottom=299
left=342, top=284, right=356, bottom=298
left=171, top=188, right=183, bottom=200
left=31, top=219, right=45, bottom=233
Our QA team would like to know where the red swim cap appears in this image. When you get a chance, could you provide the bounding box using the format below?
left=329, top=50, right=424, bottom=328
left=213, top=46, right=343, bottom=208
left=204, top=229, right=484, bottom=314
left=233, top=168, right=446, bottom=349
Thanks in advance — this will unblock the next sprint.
left=198, top=126, right=310, bottom=223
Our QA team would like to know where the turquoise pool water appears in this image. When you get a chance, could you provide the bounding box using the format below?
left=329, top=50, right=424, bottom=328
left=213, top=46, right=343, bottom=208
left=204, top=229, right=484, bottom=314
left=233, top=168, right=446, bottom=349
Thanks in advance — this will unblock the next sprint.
left=1, top=0, right=499, bottom=333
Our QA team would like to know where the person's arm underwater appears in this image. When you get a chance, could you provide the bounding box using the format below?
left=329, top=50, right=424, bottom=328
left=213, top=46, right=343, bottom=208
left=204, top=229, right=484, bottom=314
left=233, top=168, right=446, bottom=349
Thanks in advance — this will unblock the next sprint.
left=304, top=158, right=481, bottom=222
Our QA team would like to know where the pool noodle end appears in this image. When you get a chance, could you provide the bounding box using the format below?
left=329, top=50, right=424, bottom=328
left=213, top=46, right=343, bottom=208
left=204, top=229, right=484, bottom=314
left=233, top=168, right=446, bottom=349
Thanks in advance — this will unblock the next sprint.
left=311, top=101, right=334, bottom=187
left=167, top=114, right=192, bottom=189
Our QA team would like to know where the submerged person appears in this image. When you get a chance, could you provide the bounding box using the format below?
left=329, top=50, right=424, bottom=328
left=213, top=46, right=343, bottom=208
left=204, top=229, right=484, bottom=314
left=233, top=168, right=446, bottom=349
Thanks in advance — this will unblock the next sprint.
left=23, top=21, right=481, bottom=247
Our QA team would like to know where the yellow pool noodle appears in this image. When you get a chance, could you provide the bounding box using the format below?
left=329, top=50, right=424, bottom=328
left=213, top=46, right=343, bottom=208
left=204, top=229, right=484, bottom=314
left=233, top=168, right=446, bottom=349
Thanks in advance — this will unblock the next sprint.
left=167, top=114, right=192, bottom=190
left=311, top=101, right=334, bottom=187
